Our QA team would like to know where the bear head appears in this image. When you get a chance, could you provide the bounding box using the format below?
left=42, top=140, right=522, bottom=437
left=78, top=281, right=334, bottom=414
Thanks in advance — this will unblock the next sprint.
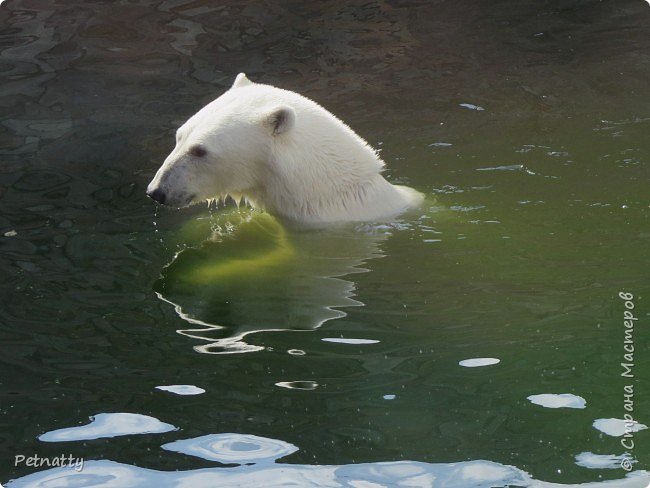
left=146, top=73, right=295, bottom=208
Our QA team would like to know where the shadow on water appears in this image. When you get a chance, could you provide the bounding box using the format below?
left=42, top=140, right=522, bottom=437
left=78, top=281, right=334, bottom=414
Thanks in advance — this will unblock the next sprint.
left=152, top=207, right=388, bottom=354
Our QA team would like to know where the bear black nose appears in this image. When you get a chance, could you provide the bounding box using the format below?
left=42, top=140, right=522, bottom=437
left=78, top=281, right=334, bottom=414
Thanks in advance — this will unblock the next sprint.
left=147, top=188, right=166, bottom=204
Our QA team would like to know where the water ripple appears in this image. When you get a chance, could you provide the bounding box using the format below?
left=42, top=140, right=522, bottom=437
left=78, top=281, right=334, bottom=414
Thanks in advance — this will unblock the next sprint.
left=162, top=433, right=298, bottom=464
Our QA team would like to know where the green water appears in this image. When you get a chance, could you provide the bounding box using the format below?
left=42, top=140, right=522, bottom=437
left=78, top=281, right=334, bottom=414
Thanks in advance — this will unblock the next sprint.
left=1, top=1, right=649, bottom=486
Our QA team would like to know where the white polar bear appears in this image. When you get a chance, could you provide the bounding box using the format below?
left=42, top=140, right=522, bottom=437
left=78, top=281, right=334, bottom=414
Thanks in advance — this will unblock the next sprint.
left=147, top=73, right=423, bottom=225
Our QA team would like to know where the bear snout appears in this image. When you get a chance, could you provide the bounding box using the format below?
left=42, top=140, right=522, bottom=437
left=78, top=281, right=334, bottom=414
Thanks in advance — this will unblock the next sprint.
left=146, top=181, right=197, bottom=207
left=146, top=187, right=167, bottom=205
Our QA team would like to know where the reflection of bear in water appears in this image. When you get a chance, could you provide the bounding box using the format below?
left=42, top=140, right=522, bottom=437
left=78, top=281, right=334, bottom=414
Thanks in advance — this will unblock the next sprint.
left=147, top=73, right=422, bottom=225
left=154, top=209, right=389, bottom=354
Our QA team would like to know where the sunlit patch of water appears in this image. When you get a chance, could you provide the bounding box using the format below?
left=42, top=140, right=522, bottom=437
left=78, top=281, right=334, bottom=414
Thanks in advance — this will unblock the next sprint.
left=592, top=419, right=648, bottom=437
left=575, top=452, right=636, bottom=470
left=162, top=433, right=298, bottom=464
left=527, top=393, right=586, bottom=409
left=275, top=380, right=318, bottom=391
left=38, top=413, right=176, bottom=442
left=321, top=337, right=380, bottom=345
left=8, top=457, right=649, bottom=487
left=458, top=358, right=500, bottom=368
left=155, top=384, right=205, bottom=395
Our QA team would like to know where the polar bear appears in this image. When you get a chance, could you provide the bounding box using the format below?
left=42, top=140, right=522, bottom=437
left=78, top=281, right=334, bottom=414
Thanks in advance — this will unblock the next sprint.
left=147, top=73, right=423, bottom=225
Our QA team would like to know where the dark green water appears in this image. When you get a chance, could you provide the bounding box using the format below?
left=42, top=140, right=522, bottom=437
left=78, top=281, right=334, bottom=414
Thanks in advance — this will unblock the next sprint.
left=1, top=1, right=649, bottom=486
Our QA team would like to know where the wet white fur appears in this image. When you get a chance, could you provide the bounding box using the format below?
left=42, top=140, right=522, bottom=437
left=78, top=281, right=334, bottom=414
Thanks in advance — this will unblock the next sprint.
left=148, top=73, right=423, bottom=225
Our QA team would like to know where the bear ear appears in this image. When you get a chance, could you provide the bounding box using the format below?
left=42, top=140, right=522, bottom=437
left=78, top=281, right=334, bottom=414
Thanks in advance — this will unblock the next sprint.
left=232, top=72, right=252, bottom=88
left=266, top=106, right=295, bottom=136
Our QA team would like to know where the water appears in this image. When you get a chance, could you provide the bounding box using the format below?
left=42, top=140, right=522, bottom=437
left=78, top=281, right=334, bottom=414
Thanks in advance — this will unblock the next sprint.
left=1, top=0, right=649, bottom=486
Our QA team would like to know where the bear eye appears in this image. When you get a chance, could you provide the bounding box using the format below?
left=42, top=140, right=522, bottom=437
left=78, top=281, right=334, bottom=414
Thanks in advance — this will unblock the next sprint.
left=190, top=145, right=207, bottom=158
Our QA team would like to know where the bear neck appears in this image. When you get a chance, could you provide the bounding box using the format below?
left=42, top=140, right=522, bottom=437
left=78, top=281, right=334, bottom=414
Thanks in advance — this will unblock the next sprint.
left=250, top=137, right=410, bottom=224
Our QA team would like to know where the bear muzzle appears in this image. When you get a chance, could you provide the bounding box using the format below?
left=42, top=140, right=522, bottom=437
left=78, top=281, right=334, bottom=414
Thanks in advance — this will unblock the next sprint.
left=146, top=182, right=197, bottom=208
left=146, top=187, right=167, bottom=204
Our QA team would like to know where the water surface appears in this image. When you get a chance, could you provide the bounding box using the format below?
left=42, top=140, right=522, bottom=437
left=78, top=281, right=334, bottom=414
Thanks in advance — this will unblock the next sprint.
left=1, top=0, right=649, bottom=486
